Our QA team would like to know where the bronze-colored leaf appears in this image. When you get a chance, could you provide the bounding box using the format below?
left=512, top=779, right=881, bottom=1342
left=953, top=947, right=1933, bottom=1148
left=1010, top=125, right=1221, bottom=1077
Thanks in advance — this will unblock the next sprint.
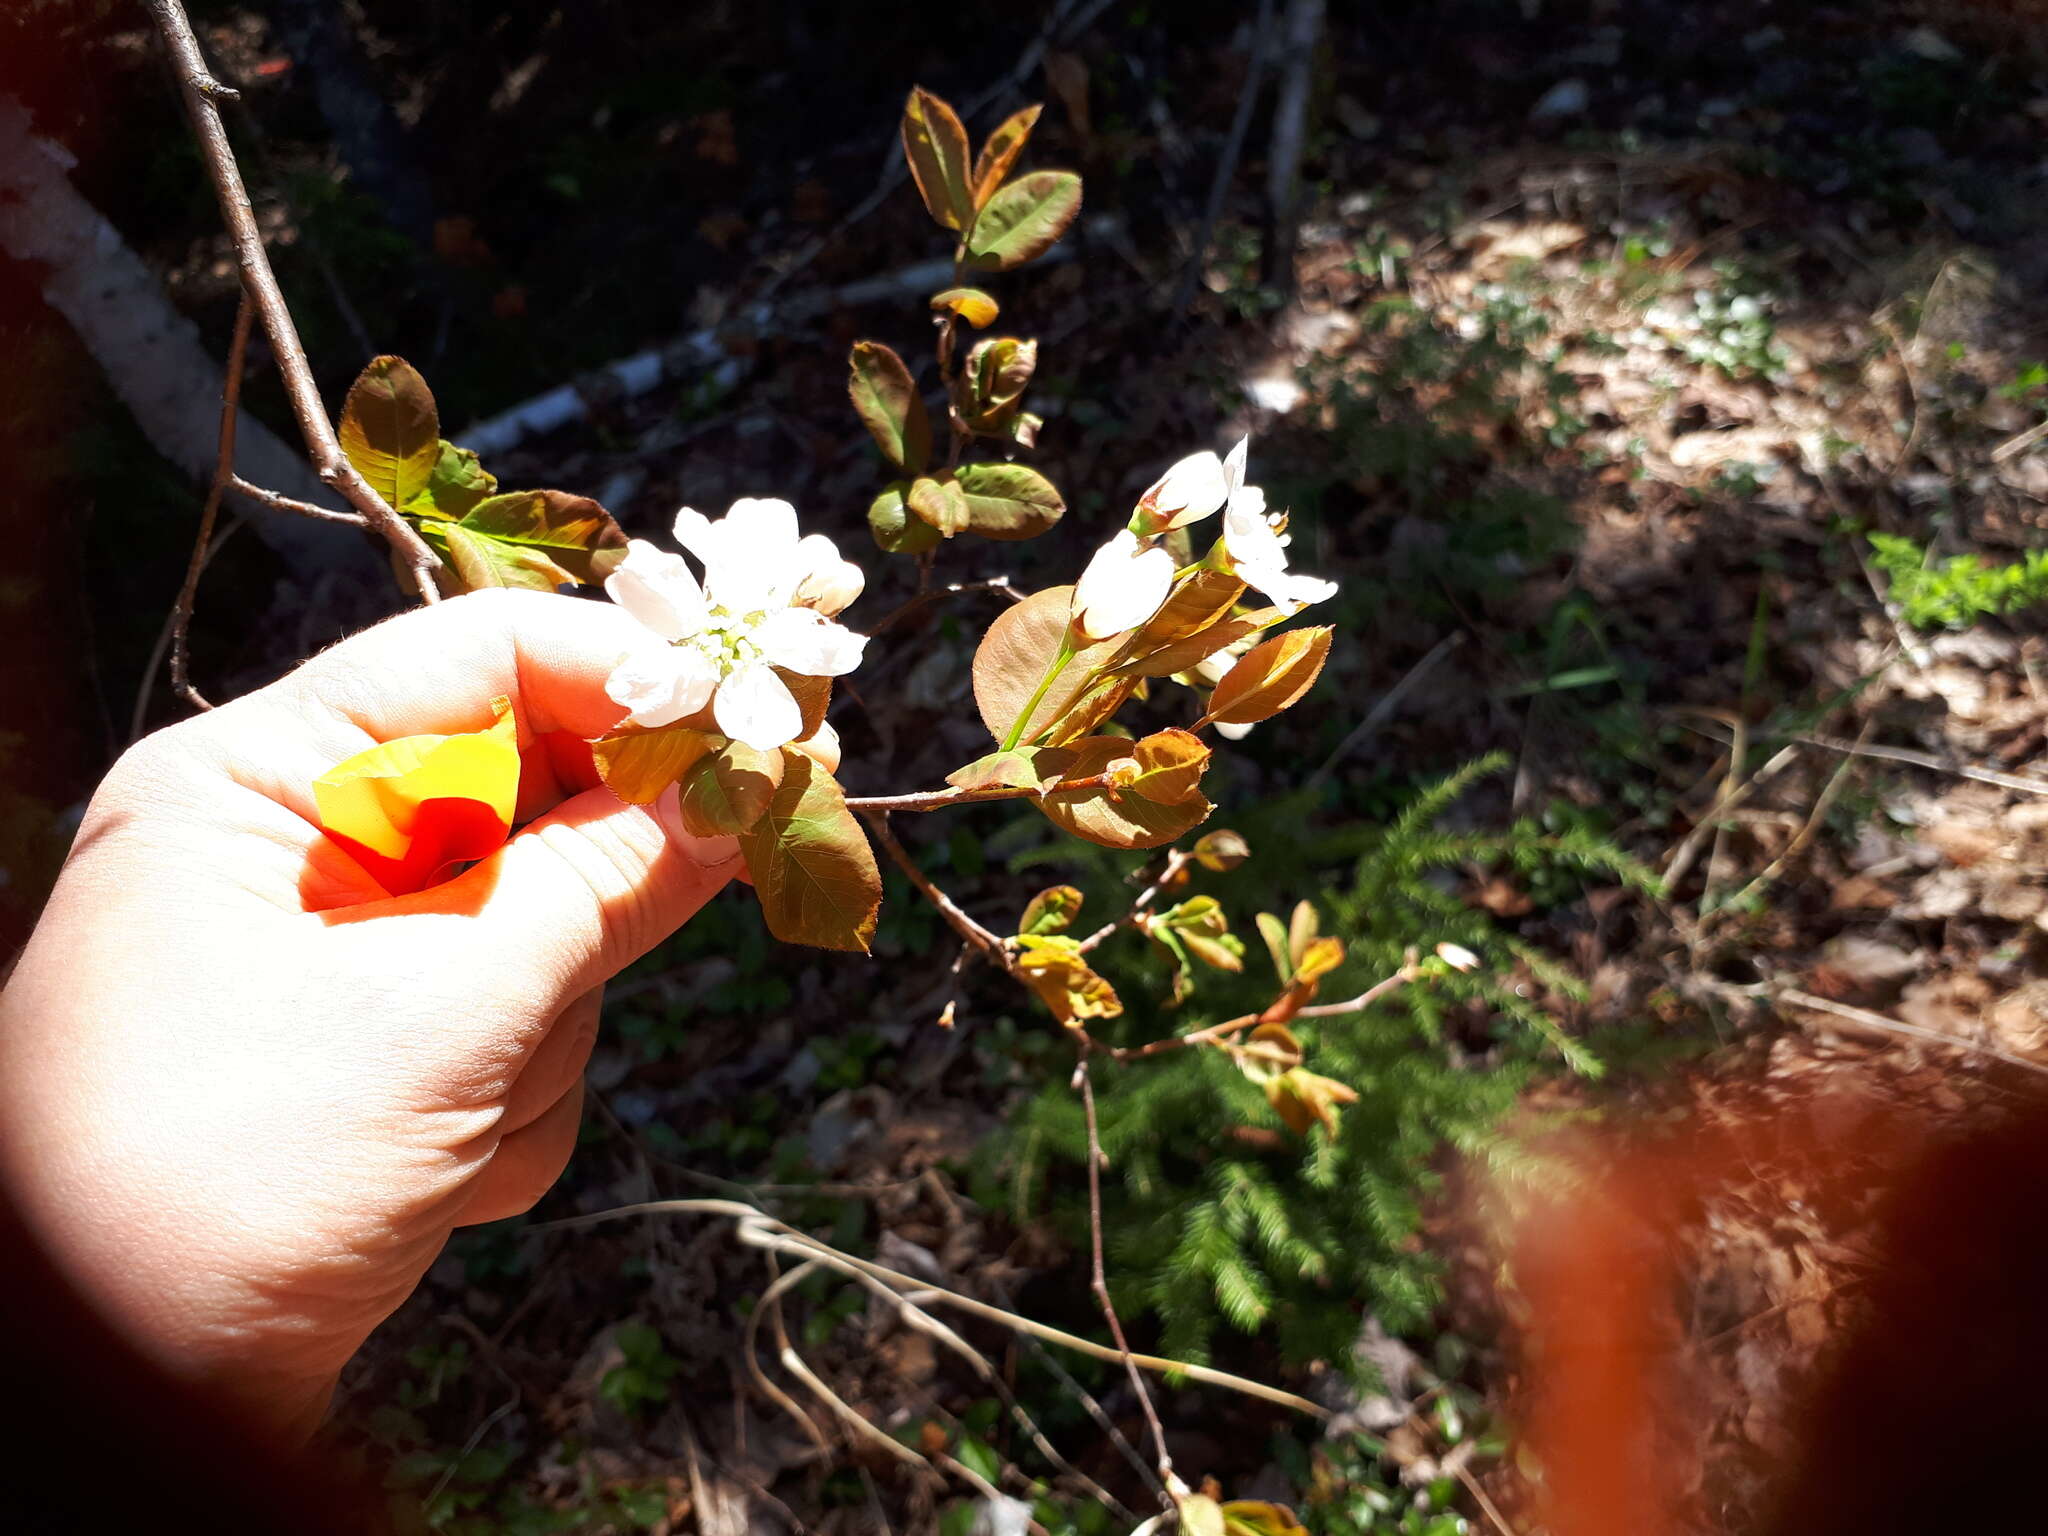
left=339, top=355, right=439, bottom=512
left=1264, top=1067, right=1359, bottom=1139
left=900, top=86, right=975, bottom=231
left=1035, top=736, right=1214, bottom=850
left=969, top=102, right=1041, bottom=209
left=736, top=752, right=881, bottom=953
left=1014, top=934, right=1122, bottom=1025
left=1200, top=627, right=1334, bottom=727
left=775, top=670, right=833, bottom=741
left=971, top=586, right=1123, bottom=746
left=1221, top=1499, right=1312, bottom=1536
left=869, top=482, right=942, bottom=554
left=906, top=473, right=969, bottom=536
left=1194, top=828, right=1251, bottom=871
left=966, top=336, right=1037, bottom=416
left=1125, top=728, right=1210, bottom=805
left=679, top=741, right=784, bottom=836
left=591, top=725, right=720, bottom=805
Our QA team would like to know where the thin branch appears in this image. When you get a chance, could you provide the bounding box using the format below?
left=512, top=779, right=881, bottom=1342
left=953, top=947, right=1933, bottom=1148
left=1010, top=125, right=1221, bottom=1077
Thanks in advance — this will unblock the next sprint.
left=146, top=0, right=443, bottom=600
left=1077, top=848, right=1193, bottom=953
left=866, top=576, right=1027, bottom=639
left=1108, top=959, right=1422, bottom=1063
left=862, top=810, right=1013, bottom=963
left=170, top=289, right=252, bottom=714
left=846, top=772, right=1117, bottom=815
left=227, top=475, right=369, bottom=525
left=1077, top=1058, right=1181, bottom=1504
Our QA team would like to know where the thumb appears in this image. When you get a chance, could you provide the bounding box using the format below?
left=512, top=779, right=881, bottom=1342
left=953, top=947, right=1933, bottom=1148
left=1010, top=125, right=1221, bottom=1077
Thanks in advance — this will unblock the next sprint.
left=459, top=785, right=742, bottom=999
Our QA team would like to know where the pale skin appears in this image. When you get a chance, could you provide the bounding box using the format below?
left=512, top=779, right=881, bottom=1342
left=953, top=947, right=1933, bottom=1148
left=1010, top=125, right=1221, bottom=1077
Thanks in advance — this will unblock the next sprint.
left=0, top=589, right=742, bottom=1443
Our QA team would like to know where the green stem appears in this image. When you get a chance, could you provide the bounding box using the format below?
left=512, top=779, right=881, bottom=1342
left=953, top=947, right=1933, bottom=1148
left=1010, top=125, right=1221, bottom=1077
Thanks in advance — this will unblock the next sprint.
left=1001, top=634, right=1079, bottom=752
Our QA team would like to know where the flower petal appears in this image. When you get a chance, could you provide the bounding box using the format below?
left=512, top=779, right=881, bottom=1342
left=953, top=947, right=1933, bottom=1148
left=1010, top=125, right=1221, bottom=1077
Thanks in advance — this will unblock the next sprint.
left=604, top=539, right=707, bottom=641
left=1143, top=450, right=1230, bottom=530
left=606, top=643, right=718, bottom=728
left=672, top=506, right=717, bottom=563
left=791, top=533, right=865, bottom=616
left=752, top=606, right=867, bottom=677
left=703, top=497, right=805, bottom=611
left=713, top=660, right=804, bottom=752
left=1073, top=531, right=1175, bottom=640
left=1214, top=719, right=1256, bottom=741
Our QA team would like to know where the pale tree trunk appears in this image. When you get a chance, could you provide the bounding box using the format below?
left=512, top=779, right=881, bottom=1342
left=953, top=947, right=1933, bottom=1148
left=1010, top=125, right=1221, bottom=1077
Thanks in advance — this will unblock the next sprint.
left=0, top=93, right=368, bottom=581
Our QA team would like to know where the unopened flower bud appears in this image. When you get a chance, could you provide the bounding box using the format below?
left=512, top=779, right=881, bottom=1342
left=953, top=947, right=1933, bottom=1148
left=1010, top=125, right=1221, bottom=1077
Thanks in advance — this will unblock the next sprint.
left=1436, top=942, right=1480, bottom=972
left=1193, top=829, right=1250, bottom=872
left=792, top=558, right=864, bottom=618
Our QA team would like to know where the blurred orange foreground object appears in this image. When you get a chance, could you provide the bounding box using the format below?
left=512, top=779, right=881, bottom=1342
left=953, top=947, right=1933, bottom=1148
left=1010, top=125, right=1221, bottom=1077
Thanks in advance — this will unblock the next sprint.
left=313, top=695, right=521, bottom=896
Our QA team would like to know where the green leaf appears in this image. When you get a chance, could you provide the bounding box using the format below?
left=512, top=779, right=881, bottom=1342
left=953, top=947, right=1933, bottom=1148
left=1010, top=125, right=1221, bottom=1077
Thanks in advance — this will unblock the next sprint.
left=906, top=473, right=969, bottom=536
left=591, top=725, right=720, bottom=805
left=848, top=341, right=931, bottom=472
left=869, top=482, right=942, bottom=554
left=955, top=461, right=1065, bottom=540
left=339, top=355, right=439, bottom=511
left=432, top=490, right=628, bottom=592
left=970, top=103, right=1042, bottom=208
left=965, top=170, right=1082, bottom=271
left=1255, top=911, right=1292, bottom=984
left=1019, top=884, right=1083, bottom=936
left=736, top=752, right=881, bottom=954
left=945, top=749, right=1047, bottom=791
left=900, top=86, right=975, bottom=232
left=413, top=439, right=495, bottom=520
left=930, top=287, right=999, bottom=328
left=679, top=742, right=783, bottom=835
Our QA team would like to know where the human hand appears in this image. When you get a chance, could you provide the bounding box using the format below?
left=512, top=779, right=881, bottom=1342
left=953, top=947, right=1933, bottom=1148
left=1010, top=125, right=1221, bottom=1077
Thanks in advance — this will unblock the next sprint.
left=0, top=590, right=740, bottom=1441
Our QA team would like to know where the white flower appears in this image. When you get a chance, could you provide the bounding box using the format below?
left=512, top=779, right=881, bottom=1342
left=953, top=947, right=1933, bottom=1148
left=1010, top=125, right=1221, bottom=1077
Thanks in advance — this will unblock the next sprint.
left=1072, top=529, right=1174, bottom=640
left=1219, top=437, right=1338, bottom=616
left=603, top=499, right=867, bottom=752
left=1137, top=447, right=1232, bottom=531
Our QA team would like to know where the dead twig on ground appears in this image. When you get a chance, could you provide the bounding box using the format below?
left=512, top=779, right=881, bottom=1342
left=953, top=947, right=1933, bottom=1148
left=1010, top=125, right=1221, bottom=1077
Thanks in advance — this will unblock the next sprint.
left=532, top=1197, right=1330, bottom=1418
left=1793, top=732, right=2048, bottom=797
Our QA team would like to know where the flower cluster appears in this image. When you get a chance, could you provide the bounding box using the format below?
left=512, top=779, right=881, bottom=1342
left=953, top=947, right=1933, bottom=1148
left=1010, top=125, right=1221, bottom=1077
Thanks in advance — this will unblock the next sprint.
left=1071, top=436, right=1338, bottom=643
left=604, top=498, right=867, bottom=752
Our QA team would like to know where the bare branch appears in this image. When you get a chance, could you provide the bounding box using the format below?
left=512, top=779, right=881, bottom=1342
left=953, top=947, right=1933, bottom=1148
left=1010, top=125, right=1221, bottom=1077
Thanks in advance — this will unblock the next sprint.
left=227, top=475, right=369, bottom=525
left=1077, top=847, right=1194, bottom=953
left=145, top=0, right=443, bottom=600
left=130, top=289, right=254, bottom=736
left=845, top=772, right=1117, bottom=815
left=1077, top=1057, right=1181, bottom=1504
left=862, top=810, right=1013, bottom=964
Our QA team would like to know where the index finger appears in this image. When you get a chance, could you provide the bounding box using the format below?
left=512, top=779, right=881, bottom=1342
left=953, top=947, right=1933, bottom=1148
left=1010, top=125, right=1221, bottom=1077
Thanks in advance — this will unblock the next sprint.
left=181, top=588, right=650, bottom=825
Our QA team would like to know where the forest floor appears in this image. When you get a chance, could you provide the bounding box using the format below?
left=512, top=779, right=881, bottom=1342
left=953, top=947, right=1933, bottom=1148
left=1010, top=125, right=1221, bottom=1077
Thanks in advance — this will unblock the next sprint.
left=9, top=0, right=2048, bottom=1532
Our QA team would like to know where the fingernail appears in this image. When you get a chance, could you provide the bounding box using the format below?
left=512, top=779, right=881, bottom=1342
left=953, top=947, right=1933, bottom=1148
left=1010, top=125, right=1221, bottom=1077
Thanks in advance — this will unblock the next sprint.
left=654, top=785, right=741, bottom=867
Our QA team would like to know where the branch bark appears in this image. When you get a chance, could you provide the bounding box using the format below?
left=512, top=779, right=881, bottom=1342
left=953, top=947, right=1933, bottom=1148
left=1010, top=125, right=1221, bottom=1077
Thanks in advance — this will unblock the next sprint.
left=145, top=0, right=444, bottom=601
